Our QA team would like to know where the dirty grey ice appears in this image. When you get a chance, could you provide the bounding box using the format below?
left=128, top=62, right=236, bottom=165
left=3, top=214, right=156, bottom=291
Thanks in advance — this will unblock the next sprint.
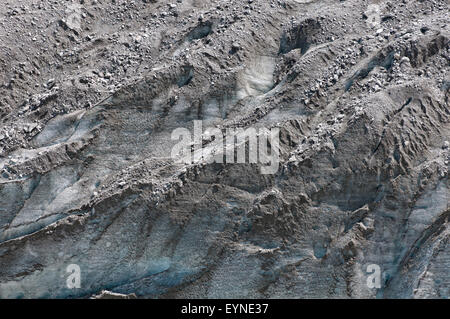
left=0, top=0, right=449, bottom=299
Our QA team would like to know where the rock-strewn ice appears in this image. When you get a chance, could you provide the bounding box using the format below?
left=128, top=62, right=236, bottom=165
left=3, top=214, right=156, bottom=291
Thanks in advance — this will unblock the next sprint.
left=0, top=0, right=448, bottom=298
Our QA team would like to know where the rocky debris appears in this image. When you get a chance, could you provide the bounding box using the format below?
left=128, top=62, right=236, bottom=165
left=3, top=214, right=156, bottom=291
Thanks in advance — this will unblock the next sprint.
left=59, top=3, right=82, bottom=34
left=0, top=0, right=448, bottom=299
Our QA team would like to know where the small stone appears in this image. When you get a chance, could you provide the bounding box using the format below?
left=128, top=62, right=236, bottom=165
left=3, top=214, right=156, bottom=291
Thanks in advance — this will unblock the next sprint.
left=46, top=79, right=55, bottom=89
left=400, top=56, right=410, bottom=64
